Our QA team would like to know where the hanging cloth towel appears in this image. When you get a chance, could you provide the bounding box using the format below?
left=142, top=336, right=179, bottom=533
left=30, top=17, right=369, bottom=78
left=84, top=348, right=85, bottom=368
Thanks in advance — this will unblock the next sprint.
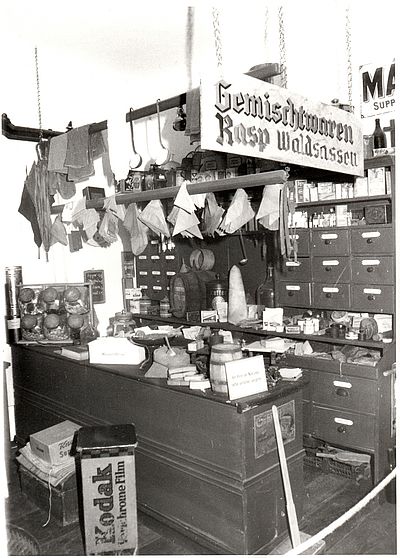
left=256, top=184, right=283, bottom=231
left=219, top=188, right=255, bottom=234
left=64, top=125, right=90, bottom=168
left=203, top=192, right=225, bottom=236
left=138, top=199, right=170, bottom=237
left=227, top=265, right=248, bottom=325
left=123, top=203, right=149, bottom=255
left=50, top=215, right=68, bottom=247
left=47, top=133, right=68, bottom=173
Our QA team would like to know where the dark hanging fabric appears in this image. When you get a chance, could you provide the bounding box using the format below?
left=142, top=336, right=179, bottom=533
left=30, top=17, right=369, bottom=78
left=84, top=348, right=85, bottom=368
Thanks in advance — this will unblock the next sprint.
left=18, top=175, right=42, bottom=249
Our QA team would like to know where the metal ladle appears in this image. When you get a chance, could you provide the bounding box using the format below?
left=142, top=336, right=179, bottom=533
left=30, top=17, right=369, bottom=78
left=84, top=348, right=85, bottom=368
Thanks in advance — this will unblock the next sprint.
left=129, top=108, right=142, bottom=169
left=238, top=229, right=248, bottom=265
left=155, top=98, right=170, bottom=166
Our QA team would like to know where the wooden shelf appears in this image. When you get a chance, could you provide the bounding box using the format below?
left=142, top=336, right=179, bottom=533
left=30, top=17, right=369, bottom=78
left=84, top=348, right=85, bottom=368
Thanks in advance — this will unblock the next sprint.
left=295, top=194, right=391, bottom=209
left=136, top=314, right=389, bottom=350
left=50, top=169, right=288, bottom=214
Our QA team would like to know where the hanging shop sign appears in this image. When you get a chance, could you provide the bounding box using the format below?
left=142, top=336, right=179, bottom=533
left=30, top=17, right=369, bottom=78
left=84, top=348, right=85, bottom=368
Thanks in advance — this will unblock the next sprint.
left=200, top=73, right=364, bottom=176
left=360, top=61, right=395, bottom=118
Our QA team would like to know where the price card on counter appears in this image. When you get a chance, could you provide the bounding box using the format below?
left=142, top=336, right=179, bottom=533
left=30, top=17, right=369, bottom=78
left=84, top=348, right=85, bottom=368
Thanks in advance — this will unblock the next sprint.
left=84, top=269, right=105, bottom=304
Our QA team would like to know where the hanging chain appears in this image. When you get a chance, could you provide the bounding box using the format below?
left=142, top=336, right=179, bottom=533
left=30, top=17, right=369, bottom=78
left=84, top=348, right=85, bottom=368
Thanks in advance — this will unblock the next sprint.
left=186, top=6, right=195, bottom=90
left=34, top=47, right=43, bottom=139
left=212, top=7, right=223, bottom=72
left=264, top=6, right=269, bottom=56
left=278, top=6, right=287, bottom=88
left=345, top=6, right=353, bottom=108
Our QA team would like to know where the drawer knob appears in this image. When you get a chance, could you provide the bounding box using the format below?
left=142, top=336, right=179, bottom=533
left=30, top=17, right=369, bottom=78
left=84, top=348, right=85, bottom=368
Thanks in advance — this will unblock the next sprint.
left=367, top=295, right=376, bottom=301
left=325, top=292, right=332, bottom=298
left=288, top=291, right=294, bottom=297
left=367, top=266, right=374, bottom=273
left=337, top=425, right=346, bottom=434
left=324, top=239, right=331, bottom=245
left=367, top=238, right=373, bottom=244
left=325, top=266, right=332, bottom=272
left=335, top=387, right=349, bottom=397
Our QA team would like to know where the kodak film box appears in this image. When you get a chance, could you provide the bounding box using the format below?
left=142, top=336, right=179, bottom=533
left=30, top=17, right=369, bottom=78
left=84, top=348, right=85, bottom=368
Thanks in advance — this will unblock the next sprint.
left=30, top=420, right=80, bottom=465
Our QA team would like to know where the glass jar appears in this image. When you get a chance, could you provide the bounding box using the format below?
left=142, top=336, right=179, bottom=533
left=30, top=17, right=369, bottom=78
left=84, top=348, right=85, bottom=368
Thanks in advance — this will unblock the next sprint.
left=43, top=312, right=70, bottom=341
left=112, top=311, right=137, bottom=337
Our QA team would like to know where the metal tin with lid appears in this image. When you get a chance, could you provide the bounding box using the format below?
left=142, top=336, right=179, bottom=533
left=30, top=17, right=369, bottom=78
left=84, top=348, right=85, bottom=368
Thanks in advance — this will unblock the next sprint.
left=206, top=274, right=228, bottom=310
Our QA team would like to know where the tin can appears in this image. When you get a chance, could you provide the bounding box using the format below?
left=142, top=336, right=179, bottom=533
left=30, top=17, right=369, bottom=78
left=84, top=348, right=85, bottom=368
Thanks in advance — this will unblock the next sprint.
left=5, top=266, right=23, bottom=344
left=206, top=274, right=228, bottom=310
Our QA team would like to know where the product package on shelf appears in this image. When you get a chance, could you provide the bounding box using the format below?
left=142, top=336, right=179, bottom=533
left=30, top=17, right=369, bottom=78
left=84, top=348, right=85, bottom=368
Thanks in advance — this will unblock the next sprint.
left=17, top=282, right=94, bottom=344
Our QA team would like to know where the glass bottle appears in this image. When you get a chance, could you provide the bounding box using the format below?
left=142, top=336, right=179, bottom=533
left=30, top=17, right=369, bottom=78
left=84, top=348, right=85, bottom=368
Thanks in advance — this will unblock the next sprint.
left=372, top=118, right=387, bottom=149
left=256, top=264, right=276, bottom=308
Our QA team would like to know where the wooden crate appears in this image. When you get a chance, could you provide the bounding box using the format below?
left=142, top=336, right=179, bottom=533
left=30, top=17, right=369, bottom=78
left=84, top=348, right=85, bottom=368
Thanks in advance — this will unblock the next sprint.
left=18, top=464, right=79, bottom=526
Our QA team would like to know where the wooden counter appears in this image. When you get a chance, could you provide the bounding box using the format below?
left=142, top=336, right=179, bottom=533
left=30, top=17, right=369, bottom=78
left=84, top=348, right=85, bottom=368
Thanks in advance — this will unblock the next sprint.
left=11, top=344, right=306, bottom=554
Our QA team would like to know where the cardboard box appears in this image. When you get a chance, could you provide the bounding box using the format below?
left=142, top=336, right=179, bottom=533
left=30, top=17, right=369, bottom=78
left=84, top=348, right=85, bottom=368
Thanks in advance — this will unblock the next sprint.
left=317, top=182, right=335, bottom=200
left=76, top=424, right=138, bottom=555
left=354, top=177, right=369, bottom=197
left=30, top=420, right=80, bottom=465
left=367, top=167, right=386, bottom=196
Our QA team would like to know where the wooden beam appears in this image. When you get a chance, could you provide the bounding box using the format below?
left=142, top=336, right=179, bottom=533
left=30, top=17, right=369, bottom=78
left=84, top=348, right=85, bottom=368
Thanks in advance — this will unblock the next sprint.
left=50, top=169, right=288, bottom=214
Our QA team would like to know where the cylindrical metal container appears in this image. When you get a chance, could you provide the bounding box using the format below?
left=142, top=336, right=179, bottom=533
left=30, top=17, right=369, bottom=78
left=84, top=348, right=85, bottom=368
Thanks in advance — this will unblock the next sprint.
left=206, top=274, right=228, bottom=310
left=209, top=343, right=242, bottom=394
left=5, top=266, right=23, bottom=344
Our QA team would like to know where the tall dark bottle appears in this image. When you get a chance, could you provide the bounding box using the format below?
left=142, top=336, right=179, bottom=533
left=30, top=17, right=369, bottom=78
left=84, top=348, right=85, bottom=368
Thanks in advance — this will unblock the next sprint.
left=372, top=118, right=387, bottom=149
left=256, top=264, right=275, bottom=308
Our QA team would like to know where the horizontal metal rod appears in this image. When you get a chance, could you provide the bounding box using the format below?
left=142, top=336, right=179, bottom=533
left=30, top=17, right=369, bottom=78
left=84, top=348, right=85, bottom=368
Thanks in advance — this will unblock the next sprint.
left=50, top=169, right=287, bottom=214
left=2, top=113, right=108, bottom=142
left=125, top=63, right=281, bottom=122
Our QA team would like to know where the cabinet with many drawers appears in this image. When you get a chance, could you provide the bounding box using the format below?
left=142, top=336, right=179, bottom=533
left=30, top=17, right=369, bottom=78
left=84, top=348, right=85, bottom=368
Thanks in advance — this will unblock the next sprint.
left=277, top=224, right=394, bottom=313
left=277, top=155, right=395, bottom=488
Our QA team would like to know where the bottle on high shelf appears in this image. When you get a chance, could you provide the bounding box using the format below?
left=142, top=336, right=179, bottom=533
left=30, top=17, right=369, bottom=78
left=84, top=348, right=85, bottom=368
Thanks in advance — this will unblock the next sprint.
left=256, top=264, right=276, bottom=308
left=372, top=118, right=387, bottom=149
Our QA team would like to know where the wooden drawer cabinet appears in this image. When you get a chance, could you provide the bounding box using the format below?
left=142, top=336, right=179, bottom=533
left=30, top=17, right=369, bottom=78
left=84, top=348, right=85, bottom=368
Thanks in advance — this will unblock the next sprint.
left=351, top=256, right=394, bottom=285
left=311, top=256, right=351, bottom=283
left=312, top=283, right=351, bottom=309
left=310, top=229, right=350, bottom=256
left=351, top=284, right=395, bottom=313
left=312, top=405, right=376, bottom=452
left=350, top=226, right=394, bottom=254
left=309, top=370, right=376, bottom=414
left=289, top=230, right=310, bottom=256
left=279, top=258, right=311, bottom=281
left=277, top=281, right=311, bottom=306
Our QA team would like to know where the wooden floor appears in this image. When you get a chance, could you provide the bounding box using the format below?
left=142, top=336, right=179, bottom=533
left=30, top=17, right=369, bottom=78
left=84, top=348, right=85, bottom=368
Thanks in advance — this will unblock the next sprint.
left=4, top=443, right=396, bottom=555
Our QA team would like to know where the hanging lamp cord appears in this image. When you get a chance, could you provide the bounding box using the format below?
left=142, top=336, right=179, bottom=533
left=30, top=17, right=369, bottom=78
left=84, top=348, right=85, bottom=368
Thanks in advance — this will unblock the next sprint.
left=278, top=6, right=288, bottom=88
left=34, top=46, right=43, bottom=139
left=345, top=7, right=353, bottom=109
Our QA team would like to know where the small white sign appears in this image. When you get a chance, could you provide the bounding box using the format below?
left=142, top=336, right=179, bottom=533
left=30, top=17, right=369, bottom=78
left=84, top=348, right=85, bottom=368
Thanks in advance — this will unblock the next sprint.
left=225, top=355, right=268, bottom=400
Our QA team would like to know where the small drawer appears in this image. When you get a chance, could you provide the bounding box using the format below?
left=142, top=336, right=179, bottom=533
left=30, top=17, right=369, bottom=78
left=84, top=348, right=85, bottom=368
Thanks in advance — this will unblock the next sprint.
left=352, top=256, right=394, bottom=285
left=277, top=282, right=311, bottom=307
left=278, top=258, right=311, bottom=281
left=311, top=229, right=349, bottom=256
left=312, top=283, right=350, bottom=309
left=289, top=230, right=310, bottom=256
left=351, top=227, right=394, bottom=254
left=311, top=256, right=351, bottom=283
left=351, top=284, right=394, bottom=313
left=311, top=372, right=376, bottom=414
left=312, top=406, right=375, bottom=451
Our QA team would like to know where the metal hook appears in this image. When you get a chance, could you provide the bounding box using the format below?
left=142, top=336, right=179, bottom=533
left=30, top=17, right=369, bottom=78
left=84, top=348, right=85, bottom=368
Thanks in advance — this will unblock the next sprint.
left=155, top=99, right=170, bottom=165
left=129, top=108, right=142, bottom=169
